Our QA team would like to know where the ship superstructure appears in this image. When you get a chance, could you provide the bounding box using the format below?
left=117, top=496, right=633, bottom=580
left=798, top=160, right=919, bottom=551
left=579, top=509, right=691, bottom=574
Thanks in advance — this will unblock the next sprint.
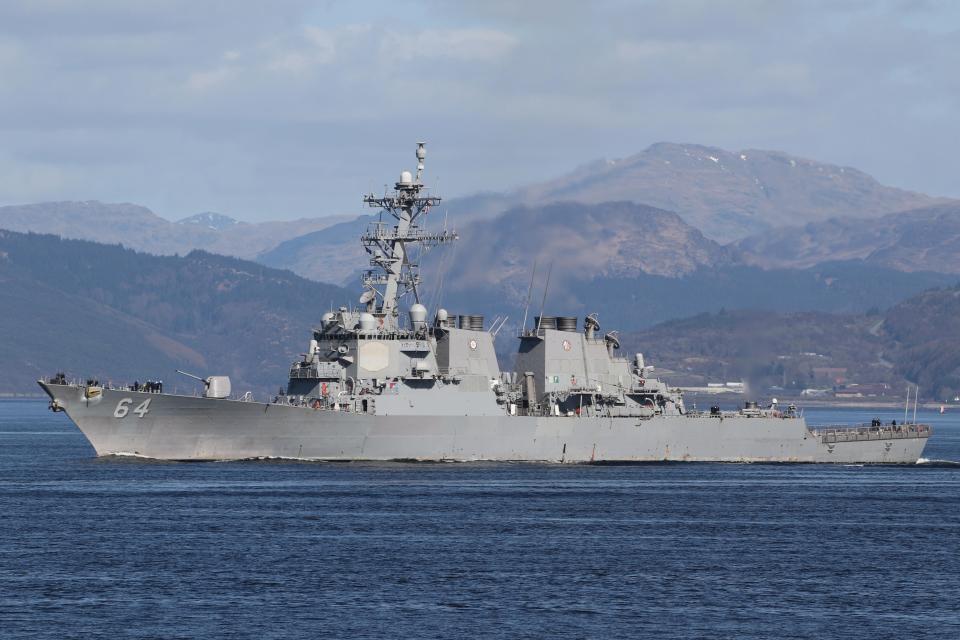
left=39, top=144, right=931, bottom=463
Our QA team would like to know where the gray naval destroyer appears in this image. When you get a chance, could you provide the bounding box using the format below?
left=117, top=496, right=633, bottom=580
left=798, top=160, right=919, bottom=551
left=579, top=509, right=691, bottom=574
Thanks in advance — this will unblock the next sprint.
left=39, top=143, right=931, bottom=463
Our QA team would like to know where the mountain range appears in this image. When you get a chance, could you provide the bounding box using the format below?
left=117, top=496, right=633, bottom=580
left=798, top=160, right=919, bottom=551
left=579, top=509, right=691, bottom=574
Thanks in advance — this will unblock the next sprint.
left=0, top=201, right=352, bottom=261
left=2, top=141, right=959, bottom=397
left=443, top=142, right=941, bottom=241
left=429, top=201, right=955, bottom=332
left=2, top=227, right=956, bottom=400
left=1, top=142, right=952, bottom=288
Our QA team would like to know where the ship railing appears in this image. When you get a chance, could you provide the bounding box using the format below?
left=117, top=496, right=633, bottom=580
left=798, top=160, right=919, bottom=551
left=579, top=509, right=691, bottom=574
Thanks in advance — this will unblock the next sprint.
left=289, top=362, right=341, bottom=379
left=438, top=367, right=470, bottom=376
left=44, top=375, right=172, bottom=394
left=288, top=367, right=316, bottom=379
left=362, top=224, right=456, bottom=244
left=811, top=423, right=932, bottom=443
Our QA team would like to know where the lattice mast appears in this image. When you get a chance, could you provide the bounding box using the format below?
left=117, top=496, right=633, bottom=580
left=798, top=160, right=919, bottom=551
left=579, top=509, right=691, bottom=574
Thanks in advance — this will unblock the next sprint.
left=361, top=143, right=456, bottom=330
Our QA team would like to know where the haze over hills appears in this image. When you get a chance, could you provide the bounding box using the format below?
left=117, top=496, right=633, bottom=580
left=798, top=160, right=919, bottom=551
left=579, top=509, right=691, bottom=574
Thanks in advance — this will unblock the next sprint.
left=623, top=310, right=892, bottom=390
left=267, top=201, right=744, bottom=299
left=177, top=212, right=242, bottom=231
left=452, top=201, right=736, bottom=284
left=254, top=200, right=958, bottom=321
left=417, top=201, right=952, bottom=328
left=2, top=198, right=953, bottom=339
left=256, top=215, right=373, bottom=286
left=444, top=142, right=942, bottom=242
left=737, top=203, right=960, bottom=273
left=245, top=143, right=952, bottom=284
left=619, top=281, right=960, bottom=402
left=1, top=143, right=947, bottom=284
left=443, top=260, right=955, bottom=342
left=3, top=143, right=959, bottom=397
left=0, top=229, right=350, bottom=394
left=0, top=226, right=956, bottom=398
left=0, top=201, right=352, bottom=261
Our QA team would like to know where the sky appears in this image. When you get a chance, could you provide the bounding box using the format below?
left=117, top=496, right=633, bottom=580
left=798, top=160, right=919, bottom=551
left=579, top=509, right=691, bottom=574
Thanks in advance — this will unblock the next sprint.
left=0, top=0, right=958, bottom=222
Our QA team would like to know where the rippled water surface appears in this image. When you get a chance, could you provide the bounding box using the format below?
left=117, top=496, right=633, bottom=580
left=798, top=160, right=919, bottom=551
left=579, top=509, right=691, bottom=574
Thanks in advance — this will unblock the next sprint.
left=1, top=401, right=959, bottom=639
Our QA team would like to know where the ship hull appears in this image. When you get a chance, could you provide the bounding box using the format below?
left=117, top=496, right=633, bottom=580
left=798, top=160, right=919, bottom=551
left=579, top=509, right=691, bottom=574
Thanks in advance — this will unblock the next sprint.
left=41, top=383, right=928, bottom=464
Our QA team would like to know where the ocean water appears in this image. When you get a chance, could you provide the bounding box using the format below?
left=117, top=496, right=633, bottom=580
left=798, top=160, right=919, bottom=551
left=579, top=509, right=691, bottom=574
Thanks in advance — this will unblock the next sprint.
left=1, top=401, right=958, bottom=639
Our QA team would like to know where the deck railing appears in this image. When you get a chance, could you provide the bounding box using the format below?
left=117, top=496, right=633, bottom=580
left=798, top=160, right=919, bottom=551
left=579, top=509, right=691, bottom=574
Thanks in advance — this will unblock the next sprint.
left=811, top=423, right=932, bottom=443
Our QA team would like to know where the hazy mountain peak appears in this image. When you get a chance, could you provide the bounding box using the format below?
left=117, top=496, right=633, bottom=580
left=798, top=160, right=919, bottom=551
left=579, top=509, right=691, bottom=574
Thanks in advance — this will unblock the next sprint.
left=643, top=141, right=726, bottom=156
left=0, top=200, right=350, bottom=264
left=0, top=199, right=161, bottom=219
left=497, top=142, right=941, bottom=242
left=177, top=212, right=242, bottom=231
left=0, top=200, right=169, bottom=239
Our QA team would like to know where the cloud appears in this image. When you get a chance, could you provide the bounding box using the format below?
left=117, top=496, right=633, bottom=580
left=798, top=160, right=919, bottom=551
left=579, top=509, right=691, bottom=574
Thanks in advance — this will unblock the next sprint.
left=0, top=161, right=62, bottom=200
left=186, top=67, right=235, bottom=91
left=182, top=23, right=516, bottom=93
left=381, top=28, right=517, bottom=62
left=262, top=25, right=346, bottom=73
left=0, top=0, right=957, bottom=221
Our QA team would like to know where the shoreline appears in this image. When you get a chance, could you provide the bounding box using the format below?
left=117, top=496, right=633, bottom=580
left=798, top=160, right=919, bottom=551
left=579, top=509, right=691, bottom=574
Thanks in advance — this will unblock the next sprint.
left=793, top=399, right=947, bottom=410
left=683, top=393, right=952, bottom=411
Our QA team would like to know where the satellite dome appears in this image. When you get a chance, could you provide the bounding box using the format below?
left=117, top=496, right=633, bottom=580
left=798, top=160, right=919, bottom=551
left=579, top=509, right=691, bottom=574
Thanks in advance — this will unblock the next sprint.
left=409, top=303, right=427, bottom=327
left=359, top=313, right=376, bottom=332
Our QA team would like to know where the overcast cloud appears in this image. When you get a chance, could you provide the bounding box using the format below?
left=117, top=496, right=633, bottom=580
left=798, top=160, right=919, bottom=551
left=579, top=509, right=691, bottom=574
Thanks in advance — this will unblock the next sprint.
left=0, top=0, right=957, bottom=221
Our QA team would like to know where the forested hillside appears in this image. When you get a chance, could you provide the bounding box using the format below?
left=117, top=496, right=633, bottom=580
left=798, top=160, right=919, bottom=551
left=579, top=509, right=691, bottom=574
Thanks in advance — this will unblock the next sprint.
left=621, top=283, right=960, bottom=401
left=737, top=203, right=960, bottom=272
left=257, top=200, right=954, bottom=330
left=882, top=286, right=960, bottom=399
left=622, top=310, right=891, bottom=391
left=2, top=226, right=958, bottom=399
left=0, top=230, right=349, bottom=393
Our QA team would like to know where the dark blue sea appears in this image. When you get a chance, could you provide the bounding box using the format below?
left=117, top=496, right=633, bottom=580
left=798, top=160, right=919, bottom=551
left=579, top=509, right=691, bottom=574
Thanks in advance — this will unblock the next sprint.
left=1, top=401, right=958, bottom=639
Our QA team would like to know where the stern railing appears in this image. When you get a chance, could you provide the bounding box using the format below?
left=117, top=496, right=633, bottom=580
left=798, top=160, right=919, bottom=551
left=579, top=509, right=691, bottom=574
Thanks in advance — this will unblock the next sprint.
left=811, top=423, right=932, bottom=443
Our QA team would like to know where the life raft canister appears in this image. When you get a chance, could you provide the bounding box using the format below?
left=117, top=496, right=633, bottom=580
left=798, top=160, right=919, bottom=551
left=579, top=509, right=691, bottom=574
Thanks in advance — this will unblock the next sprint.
left=312, top=399, right=321, bottom=410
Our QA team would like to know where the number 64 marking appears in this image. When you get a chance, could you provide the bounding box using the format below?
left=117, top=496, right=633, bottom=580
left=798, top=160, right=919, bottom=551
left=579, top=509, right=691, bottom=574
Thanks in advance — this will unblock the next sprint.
left=114, top=398, right=151, bottom=418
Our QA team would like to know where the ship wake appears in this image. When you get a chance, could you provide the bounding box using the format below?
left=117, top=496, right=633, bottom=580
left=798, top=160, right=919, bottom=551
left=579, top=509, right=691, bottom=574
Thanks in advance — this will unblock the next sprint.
left=916, top=458, right=960, bottom=468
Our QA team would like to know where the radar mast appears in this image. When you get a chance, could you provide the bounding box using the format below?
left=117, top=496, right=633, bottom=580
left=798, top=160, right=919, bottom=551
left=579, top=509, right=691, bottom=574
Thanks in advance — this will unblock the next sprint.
left=361, top=143, right=457, bottom=330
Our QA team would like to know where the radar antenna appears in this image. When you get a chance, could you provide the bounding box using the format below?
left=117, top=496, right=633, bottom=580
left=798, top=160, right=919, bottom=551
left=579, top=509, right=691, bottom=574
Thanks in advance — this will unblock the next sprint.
left=361, top=143, right=457, bottom=330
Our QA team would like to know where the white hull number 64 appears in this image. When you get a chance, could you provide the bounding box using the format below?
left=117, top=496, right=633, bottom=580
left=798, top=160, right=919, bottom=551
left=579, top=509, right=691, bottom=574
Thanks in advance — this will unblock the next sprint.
left=114, top=398, right=151, bottom=418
